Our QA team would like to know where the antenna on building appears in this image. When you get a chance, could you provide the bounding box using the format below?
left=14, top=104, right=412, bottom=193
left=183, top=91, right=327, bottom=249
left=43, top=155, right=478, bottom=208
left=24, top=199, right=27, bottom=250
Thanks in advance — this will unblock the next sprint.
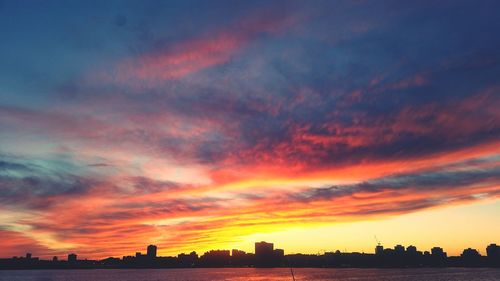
left=374, top=235, right=381, bottom=246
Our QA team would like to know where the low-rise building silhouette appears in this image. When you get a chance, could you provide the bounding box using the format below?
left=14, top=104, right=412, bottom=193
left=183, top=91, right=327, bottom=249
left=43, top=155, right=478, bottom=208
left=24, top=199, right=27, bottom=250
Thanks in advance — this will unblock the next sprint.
left=200, top=250, right=230, bottom=267
left=461, top=248, right=480, bottom=258
left=178, top=251, right=198, bottom=267
left=431, top=247, right=446, bottom=258
left=394, top=245, right=405, bottom=255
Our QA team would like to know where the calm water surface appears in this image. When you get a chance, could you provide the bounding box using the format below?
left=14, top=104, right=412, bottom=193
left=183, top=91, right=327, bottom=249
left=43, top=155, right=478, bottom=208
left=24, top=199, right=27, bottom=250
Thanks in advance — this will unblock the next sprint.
left=1, top=268, right=499, bottom=281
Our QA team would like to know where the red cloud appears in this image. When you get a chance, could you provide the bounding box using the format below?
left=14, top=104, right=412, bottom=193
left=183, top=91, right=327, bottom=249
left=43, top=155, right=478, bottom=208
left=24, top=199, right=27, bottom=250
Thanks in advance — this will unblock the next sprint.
left=107, top=12, right=299, bottom=85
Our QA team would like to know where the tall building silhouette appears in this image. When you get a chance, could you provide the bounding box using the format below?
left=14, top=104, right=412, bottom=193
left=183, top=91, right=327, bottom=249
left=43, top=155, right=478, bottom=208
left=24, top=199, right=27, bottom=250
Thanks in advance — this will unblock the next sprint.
left=486, top=244, right=500, bottom=266
left=147, top=245, right=157, bottom=258
left=68, top=253, right=77, bottom=262
left=486, top=244, right=499, bottom=258
left=255, top=241, right=275, bottom=267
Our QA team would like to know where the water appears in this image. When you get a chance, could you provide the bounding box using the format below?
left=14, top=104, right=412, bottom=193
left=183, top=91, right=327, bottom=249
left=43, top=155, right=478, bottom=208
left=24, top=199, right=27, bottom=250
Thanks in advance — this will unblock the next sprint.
left=0, top=268, right=499, bottom=281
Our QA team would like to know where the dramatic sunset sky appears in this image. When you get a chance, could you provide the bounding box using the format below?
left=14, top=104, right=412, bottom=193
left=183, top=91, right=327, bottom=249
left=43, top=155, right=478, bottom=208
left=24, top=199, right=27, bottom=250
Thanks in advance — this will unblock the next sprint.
left=1, top=1, right=499, bottom=259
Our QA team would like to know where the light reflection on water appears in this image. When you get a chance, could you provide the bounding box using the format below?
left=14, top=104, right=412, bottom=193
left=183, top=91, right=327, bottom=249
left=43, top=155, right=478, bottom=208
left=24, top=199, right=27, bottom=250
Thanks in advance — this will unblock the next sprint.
left=0, top=268, right=499, bottom=281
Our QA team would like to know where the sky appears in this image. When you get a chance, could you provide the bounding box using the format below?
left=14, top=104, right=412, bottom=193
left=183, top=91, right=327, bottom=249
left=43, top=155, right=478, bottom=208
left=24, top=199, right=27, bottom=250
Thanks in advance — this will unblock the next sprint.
left=0, top=0, right=499, bottom=259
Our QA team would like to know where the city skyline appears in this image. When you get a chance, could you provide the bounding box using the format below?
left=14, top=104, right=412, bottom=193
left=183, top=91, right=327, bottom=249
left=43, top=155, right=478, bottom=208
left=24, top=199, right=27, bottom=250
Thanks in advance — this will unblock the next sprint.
left=1, top=1, right=499, bottom=260
left=3, top=241, right=499, bottom=261
left=2, top=241, right=499, bottom=269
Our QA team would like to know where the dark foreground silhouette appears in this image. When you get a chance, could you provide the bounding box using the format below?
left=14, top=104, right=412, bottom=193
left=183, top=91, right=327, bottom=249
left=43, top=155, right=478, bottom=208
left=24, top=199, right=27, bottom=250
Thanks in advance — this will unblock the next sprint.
left=1, top=242, right=499, bottom=269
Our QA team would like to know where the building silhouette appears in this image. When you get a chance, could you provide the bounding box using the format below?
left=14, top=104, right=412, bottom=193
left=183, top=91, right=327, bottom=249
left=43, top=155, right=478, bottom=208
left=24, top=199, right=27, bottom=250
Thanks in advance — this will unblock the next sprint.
left=461, top=248, right=481, bottom=258
left=431, top=247, right=446, bottom=258
left=177, top=251, right=198, bottom=267
left=429, top=246, right=447, bottom=266
left=394, top=244, right=405, bottom=255
left=147, top=245, right=157, bottom=258
left=486, top=243, right=500, bottom=267
left=487, top=244, right=499, bottom=258
left=255, top=241, right=274, bottom=267
left=68, top=253, right=77, bottom=263
left=200, top=250, right=230, bottom=267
